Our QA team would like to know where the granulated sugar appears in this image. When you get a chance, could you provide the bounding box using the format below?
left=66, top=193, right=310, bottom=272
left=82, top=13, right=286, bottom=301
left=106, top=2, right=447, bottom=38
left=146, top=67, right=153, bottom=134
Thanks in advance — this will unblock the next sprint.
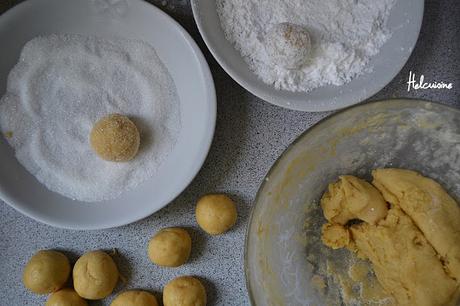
left=0, top=34, right=180, bottom=202
left=217, top=0, right=395, bottom=92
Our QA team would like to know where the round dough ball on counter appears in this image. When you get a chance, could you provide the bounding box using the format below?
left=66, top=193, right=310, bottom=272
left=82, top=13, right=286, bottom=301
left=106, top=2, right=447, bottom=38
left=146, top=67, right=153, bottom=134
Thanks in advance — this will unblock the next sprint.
left=90, top=113, right=140, bottom=162
left=73, top=250, right=119, bottom=300
left=111, top=290, right=158, bottom=306
left=163, top=276, right=206, bottom=306
left=148, top=227, right=192, bottom=267
left=196, top=194, right=237, bottom=235
left=22, top=250, right=70, bottom=294
left=264, top=22, right=312, bottom=69
left=46, top=288, right=88, bottom=306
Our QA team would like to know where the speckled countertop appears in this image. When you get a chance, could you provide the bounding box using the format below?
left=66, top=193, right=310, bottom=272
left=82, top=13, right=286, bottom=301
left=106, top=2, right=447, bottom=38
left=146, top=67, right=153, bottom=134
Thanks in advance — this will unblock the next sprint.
left=0, top=0, right=459, bottom=305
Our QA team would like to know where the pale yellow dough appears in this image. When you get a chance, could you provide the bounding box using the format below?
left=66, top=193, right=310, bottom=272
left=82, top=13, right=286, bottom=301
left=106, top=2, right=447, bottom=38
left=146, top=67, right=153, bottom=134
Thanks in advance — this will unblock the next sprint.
left=148, top=227, right=192, bottom=267
left=350, top=207, right=458, bottom=306
left=372, top=168, right=460, bottom=281
left=111, top=290, right=158, bottom=306
left=321, top=175, right=388, bottom=225
left=23, top=250, right=70, bottom=294
left=73, top=250, right=119, bottom=300
left=321, top=223, right=350, bottom=249
left=46, top=288, right=88, bottom=306
left=196, top=194, right=237, bottom=235
left=163, top=276, right=206, bottom=306
left=320, top=170, right=460, bottom=306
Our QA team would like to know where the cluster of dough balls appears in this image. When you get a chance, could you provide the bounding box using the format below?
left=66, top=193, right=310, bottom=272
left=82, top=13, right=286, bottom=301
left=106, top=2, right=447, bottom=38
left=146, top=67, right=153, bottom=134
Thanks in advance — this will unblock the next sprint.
left=90, top=113, right=141, bottom=162
left=23, top=249, right=119, bottom=305
left=143, top=194, right=236, bottom=305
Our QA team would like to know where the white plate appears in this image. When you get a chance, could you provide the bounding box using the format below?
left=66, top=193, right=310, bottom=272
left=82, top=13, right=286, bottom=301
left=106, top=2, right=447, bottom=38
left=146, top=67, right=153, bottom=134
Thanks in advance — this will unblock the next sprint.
left=0, top=0, right=216, bottom=230
left=191, top=0, right=424, bottom=112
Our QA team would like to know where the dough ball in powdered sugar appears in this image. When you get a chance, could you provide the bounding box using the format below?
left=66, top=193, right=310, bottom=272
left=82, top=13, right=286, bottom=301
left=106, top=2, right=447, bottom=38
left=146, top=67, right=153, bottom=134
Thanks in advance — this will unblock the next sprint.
left=264, top=22, right=312, bottom=70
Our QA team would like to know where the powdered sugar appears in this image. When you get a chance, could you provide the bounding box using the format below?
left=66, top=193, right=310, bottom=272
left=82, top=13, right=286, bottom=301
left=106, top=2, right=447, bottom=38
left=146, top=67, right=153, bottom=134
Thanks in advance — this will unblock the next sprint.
left=0, top=34, right=180, bottom=202
left=217, top=0, right=395, bottom=92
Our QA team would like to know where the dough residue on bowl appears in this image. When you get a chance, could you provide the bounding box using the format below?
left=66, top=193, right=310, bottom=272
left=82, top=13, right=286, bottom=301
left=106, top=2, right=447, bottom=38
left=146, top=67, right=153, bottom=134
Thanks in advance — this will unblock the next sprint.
left=0, top=34, right=181, bottom=202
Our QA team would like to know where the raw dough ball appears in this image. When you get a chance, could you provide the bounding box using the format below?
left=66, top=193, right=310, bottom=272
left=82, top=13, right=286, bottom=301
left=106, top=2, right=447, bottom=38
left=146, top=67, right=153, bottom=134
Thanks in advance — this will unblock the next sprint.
left=148, top=227, right=191, bottom=267
left=111, top=290, right=158, bottom=306
left=264, top=22, right=312, bottom=69
left=163, top=276, right=206, bottom=306
left=22, top=250, right=70, bottom=294
left=46, top=288, right=88, bottom=306
left=90, top=113, right=140, bottom=162
left=195, top=194, right=237, bottom=235
left=73, top=250, right=119, bottom=300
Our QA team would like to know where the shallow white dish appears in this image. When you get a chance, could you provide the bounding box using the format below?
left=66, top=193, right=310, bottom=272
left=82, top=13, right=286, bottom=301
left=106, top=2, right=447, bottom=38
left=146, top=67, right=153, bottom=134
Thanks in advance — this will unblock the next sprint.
left=191, top=0, right=424, bottom=112
left=0, top=0, right=216, bottom=230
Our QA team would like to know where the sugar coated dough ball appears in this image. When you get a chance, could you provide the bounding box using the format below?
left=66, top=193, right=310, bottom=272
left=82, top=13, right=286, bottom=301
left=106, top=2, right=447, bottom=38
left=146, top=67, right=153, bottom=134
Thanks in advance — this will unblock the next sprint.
left=73, top=250, right=119, bottom=300
left=23, top=250, right=70, bottom=294
left=90, top=113, right=140, bottom=162
left=148, top=227, right=192, bottom=267
left=163, top=276, right=206, bottom=306
left=111, top=290, right=158, bottom=306
left=196, top=194, right=237, bottom=235
left=46, top=288, right=88, bottom=306
left=264, top=22, right=312, bottom=69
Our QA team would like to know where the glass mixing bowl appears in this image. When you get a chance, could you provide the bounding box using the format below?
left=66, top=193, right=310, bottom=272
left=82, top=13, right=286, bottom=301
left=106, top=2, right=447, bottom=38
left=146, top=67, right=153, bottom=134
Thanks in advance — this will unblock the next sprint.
left=245, top=99, right=460, bottom=305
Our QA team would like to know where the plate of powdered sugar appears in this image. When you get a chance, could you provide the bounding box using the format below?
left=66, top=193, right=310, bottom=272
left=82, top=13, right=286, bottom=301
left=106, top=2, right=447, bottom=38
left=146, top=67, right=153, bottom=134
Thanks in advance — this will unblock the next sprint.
left=0, top=0, right=215, bottom=229
left=191, top=0, right=424, bottom=111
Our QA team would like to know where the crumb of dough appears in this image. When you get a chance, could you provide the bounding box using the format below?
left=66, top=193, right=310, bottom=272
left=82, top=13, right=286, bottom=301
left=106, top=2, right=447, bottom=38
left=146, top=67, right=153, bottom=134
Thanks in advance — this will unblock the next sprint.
left=321, top=223, right=350, bottom=249
left=350, top=207, right=458, bottom=306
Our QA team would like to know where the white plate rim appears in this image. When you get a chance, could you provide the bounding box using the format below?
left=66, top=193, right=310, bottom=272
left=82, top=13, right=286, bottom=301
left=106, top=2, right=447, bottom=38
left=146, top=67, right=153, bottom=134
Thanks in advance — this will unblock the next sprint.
left=191, top=0, right=424, bottom=112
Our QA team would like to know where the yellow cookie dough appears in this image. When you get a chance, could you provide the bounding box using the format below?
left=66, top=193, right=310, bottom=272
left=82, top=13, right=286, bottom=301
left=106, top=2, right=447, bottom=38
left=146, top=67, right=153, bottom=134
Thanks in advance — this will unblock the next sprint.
left=90, top=113, right=140, bottom=162
left=350, top=207, right=458, bottom=306
left=163, top=276, right=206, bottom=306
left=46, top=288, right=88, bottom=306
left=321, top=175, right=388, bottom=225
left=23, top=250, right=70, bottom=294
left=196, top=194, right=237, bottom=235
left=321, top=223, right=350, bottom=249
left=320, top=169, right=460, bottom=306
left=372, top=168, right=460, bottom=280
left=148, top=227, right=192, bottom=267
left=73, top=250, right=119, bottom=300
left=111, top=290, right=158, bottom=306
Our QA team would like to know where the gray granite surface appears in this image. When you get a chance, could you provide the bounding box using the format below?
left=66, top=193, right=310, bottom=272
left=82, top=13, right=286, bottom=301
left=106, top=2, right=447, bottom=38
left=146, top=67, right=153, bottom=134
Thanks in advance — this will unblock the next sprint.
left=0, top=0, right=458, bottom=305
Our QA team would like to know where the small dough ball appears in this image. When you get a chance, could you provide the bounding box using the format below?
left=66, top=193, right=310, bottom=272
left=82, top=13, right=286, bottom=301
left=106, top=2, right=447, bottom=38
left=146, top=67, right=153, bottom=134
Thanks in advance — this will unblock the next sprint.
left=264, top=22, right=312, bottom=69
left=111, top=290, right=158, bottom=306
left=163, top=276, right=206, bottom=306
left=73, top=250, right=119, bottom=300
left=46, top=288, right=88, bottom=306
left=196, top=194, right=237, bottom=235
left=23, top=250, right=70, bottom=294
left=321, top=223, right=350, bottom=249
left=148, top=227, right=191, bottom=267
left=90, top=113, right=140, bottom=162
